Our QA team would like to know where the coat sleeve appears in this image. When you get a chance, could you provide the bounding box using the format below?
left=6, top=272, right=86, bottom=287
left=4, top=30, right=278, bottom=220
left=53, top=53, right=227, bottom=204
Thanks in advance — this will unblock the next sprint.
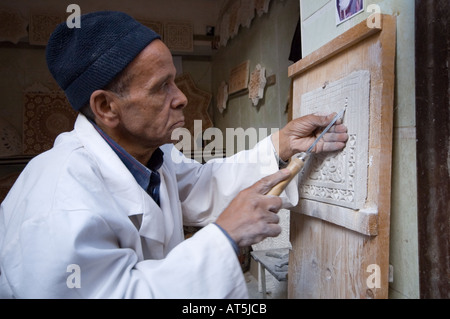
left=134, top=223, right=248, bottom=298
left=166, top=136, right=299, bottom=226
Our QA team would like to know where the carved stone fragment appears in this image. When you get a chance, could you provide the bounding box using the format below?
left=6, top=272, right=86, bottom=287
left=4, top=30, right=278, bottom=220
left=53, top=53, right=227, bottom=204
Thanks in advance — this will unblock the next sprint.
left=248, top=64, right=267, bottom=106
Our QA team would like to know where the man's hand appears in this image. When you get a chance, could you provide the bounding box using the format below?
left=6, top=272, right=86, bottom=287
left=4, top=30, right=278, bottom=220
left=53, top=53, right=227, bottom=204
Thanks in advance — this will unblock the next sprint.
left=272, top=113, right=349, bottom=161
left=215, top=169, right=291, bottom=247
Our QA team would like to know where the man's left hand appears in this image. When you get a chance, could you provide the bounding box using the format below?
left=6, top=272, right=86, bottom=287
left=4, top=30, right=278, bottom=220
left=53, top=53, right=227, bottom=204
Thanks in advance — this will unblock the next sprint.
left=272, top=113, right=349, bottom=161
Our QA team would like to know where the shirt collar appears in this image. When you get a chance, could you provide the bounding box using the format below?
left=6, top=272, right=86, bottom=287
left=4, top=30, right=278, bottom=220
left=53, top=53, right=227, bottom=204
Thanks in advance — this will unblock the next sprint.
left=90, top=121, right=163, bottom=191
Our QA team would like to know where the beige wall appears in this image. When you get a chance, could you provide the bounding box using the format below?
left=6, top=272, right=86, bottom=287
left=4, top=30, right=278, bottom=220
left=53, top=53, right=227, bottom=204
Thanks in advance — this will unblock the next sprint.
left=299, top=0, right=419, bottom=298
left=211, top=0, right=300, bottom=151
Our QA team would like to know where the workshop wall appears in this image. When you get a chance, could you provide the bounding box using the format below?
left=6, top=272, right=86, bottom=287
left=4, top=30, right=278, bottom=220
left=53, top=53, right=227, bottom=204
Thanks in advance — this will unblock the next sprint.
left=0, top=0, right=218, bottom=129
left=0, top=0, right=216, bottom=177
left=211, top=0, right=300, bottom=152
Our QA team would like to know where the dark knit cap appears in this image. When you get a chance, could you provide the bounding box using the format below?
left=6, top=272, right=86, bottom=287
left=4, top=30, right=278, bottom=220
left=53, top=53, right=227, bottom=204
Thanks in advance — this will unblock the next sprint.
left=46, top=11, right=161, bottom=110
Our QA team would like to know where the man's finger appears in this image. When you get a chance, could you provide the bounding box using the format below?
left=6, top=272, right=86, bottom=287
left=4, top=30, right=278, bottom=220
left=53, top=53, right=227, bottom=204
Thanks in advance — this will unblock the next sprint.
left=253, top=169, right=291, bottom=195
left=302, top=113, right=336, bottom=129
left=263, top=223, right=282, bottom=238
left=327, top=123, right=347, bottom=133
left=261, top=209, right=280, bottom=223
left=322, top=141, right=347, bottom=152
left=323, top=132, right=349, bottom=143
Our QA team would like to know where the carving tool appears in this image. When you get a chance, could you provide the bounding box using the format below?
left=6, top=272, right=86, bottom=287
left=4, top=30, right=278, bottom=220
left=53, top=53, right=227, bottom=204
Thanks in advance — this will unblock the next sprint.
left=267, top=105, right=347, bottom=196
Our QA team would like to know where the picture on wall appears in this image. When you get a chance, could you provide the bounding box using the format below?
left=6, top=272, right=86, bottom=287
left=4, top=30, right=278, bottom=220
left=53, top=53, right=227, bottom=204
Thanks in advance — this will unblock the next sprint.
left=335, top=0, right=364, bottom=25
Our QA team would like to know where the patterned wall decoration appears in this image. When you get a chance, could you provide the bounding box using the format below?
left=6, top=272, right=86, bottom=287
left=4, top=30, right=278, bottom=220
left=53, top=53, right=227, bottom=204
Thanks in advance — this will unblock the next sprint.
left=164, top=21, right=193, bottom=52
left=174, top=73, right=213, bottom=137
left=23, top=92, right=77, bottom=155
left=219, top=0, right=271, bottom=47
left=248, top=64, right=266, bottom=106
left=296, top=70, right=371, bottom=210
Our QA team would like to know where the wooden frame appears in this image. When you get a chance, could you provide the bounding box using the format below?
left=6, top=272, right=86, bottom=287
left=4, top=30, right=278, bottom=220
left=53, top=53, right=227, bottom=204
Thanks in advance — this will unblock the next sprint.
left=288, top=15, right=396, bottom=299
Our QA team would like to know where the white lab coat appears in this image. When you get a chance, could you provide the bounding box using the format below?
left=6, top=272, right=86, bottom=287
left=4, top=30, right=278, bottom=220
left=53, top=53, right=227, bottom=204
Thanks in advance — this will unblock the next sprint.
left=0, top=114, right=298, bottom=299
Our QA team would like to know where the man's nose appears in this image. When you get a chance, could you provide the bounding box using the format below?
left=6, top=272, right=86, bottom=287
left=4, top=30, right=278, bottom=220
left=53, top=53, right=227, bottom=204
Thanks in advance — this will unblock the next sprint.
left=172, top=84, right=188, bottom=109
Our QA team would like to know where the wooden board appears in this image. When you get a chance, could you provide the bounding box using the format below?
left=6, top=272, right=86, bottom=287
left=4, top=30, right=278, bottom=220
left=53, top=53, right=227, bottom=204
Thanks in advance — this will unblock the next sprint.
left=288, top=15, right=396, bottom=299
left=228, top=60, right=249, bottom=94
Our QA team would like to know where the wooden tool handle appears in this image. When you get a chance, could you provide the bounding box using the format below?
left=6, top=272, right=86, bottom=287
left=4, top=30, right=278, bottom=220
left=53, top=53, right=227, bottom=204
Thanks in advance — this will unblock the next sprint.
left=267, top=155, right=307, bottom=196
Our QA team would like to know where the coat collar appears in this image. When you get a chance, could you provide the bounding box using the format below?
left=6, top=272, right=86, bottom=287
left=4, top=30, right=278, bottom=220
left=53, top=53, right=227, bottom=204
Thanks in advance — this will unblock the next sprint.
left=73, top=114, right=165, bottom=244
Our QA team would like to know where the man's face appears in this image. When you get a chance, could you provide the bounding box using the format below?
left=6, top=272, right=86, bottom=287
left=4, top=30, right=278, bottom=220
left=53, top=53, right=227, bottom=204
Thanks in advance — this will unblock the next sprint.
left=112, top=39, right=187, bottom=150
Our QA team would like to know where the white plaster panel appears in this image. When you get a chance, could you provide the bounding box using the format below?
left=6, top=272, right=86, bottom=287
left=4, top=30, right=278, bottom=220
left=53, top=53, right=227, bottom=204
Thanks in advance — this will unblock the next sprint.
left=295, top=70, right=371, bottom=210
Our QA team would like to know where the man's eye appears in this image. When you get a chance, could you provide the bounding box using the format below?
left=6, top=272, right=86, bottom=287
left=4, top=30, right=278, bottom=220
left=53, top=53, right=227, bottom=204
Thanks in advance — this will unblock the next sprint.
left=160, top=82, right=169, bottom=91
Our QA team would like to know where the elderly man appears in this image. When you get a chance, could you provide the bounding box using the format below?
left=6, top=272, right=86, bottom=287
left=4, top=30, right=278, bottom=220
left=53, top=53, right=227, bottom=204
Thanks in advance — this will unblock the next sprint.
left=0, top=11, right=347, bottom=298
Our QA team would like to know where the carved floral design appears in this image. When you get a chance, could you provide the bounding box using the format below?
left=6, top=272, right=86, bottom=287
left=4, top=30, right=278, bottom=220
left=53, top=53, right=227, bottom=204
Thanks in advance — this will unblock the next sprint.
left=164, top=22, right=193, bottom=52
left=297, top=70, right=371, bottom=210
left=300, top=135, right=358, bottom=207
left=218, top=0, right=271, bottom=48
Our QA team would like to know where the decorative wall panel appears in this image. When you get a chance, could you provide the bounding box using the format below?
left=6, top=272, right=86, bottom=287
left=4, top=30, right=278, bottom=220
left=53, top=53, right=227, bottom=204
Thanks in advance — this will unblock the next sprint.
left=218, top=0, right=271, bottom=48
left=239, top=0, right=255, bottom=28
left=255, top=0, right=271, bottom=16
left=23, top=92, right=77, bottom=155
left=248, top=64, right=267, bottom=106
left=174, top=73, right=213, bottom=137
left=229, top=60, right=249, bottom=95
left=228, top=1, right=240, bottom=39
left=295, top=70, right=370, bottom=210
left=164, top=21, right=193, bottom=52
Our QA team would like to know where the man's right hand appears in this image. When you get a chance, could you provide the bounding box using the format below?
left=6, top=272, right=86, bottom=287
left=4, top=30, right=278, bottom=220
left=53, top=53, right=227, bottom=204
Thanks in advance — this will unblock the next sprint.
left=215, top=169, right=291, bottom=247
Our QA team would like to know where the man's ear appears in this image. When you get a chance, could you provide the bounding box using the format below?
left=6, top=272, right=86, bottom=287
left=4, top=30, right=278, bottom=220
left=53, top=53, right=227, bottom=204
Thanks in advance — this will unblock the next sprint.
left=89, top=90, right=120, bottom=128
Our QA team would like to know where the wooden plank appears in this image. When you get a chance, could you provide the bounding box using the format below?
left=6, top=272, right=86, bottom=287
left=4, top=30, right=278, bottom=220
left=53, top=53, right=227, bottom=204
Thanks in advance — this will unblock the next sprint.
left=288, top=21, right=382, bottom=78
left=228, top=60, right=249, bottom=94
left=290, top=202, right=378, bottom=236
left=289, top=214, right=374, bottom=298
left=288, top=15, right=396, bottom=299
